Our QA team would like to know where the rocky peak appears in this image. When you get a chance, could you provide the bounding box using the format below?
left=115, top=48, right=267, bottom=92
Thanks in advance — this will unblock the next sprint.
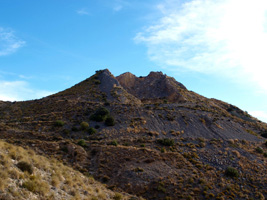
left=147, top=71, right=164, bottom=79
left=116, top=72, right=138, bottom=88
left=97, top=69, right=120, bottom=89
left=93, top=69, right=140, bottom=104
left=116, top=71, right=187, bottom=103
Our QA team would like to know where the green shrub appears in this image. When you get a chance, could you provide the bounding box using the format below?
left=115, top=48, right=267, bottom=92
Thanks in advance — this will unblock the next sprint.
left=88, top=127, right=97, bottom=135
left=225, top=167, right=239, bottom=178
left=109, top=140, right=118, bottom=146
left=260, top=131, right=267, bottom=138
left=94, top=107, right=109, bottom=116
left=17, top=161, right=34, bottom=174
left=113, top=193, right=123, bottom=200
left=157, top=138, right=175, bottom=146
left=62, top=129, right=70, bottom=135
left=80, top=121, right=89, bottom=130
left=256, top=147, right=264, bottom=154
left=77, top=139, right=87, bottom=147
left=161, top=147, right=166, bottom=153
left=94, top=80, right=101, bottom=85
left=90, top=114, right=104, bottom=122
left=90, top=107, right=110, bottom=122
left=263, top=152, right=267, bottom=157
left=54, top=120, right=65, bottom=127
left=133, top=167, right=144, bottom=172
left=265, top=141, right=267, bottom=147
left=105, top=116, right=115, bottom=126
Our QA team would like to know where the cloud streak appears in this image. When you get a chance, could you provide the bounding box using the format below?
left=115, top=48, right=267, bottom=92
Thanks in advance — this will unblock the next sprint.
left=249, top=110, right=267, bottom=123
left=0, top=80, right=53, bottom=101
left=135, top=0, right=267, bottom=93
left=76, top=8, right=90, bottom=16
left=113, top=0, right=131, bottom=12
left=0, top=27, right=25, bottom=56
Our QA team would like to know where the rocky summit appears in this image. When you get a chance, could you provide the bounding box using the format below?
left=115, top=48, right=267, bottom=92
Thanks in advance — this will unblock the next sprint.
left=0, top=69, right=266, bottom=200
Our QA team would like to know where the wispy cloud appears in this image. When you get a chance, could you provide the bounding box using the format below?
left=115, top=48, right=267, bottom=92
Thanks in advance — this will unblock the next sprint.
left=76, top=8, right=90, bottom=16
left=0, top=27, right=25, bottom=56
left=249, top=111, right=267, bottom=123
left=113, top=5, right=123, bottom=12
left=135, top=0, right=267, bottom=93
left=0, top=80, right=53, bottom=101
left=113, top=0, right=130, bottom=12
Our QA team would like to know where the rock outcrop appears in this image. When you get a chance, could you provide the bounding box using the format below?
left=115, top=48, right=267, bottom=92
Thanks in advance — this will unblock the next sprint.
left=117, top=71, right=187, bottom=103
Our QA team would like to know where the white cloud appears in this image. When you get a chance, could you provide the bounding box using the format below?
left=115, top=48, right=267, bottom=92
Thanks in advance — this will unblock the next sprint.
left=249, top=111, right=267, bottom=123
left=113, top=5, right=123, bottom=11
left=0, top=27, right=25, bottom=56
left=0, top=80, right=53, bottom=101
left=135, top=0, right=267, bottom=93
left=113, top=0, right=130, bottom=12
left=77, top=8, right=90, bottom=16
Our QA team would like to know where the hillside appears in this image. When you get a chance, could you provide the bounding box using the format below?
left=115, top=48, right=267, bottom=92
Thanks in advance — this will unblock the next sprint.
left=0, top=69, right=266, bottom=199
left=0, top=140, right=133, bottom=200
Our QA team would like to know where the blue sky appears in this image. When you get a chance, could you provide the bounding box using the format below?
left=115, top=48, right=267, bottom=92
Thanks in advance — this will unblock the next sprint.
left=1, top=0, right=267, bottom=123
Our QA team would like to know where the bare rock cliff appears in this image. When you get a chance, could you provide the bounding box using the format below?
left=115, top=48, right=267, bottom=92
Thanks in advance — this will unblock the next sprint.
left=117, top=71, right=187, bottom=103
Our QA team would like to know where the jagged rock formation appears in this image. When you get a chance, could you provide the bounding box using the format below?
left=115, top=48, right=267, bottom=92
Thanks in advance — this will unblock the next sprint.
left=117, top=71, right=187, bottom=103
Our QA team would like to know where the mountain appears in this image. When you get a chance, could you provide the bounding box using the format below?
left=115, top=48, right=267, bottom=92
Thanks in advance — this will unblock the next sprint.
left=0, top=69, right=266, bottom=200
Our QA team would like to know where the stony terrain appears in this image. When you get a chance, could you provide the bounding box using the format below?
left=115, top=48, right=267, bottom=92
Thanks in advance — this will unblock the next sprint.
left=0, top=69, right=266, bottom=199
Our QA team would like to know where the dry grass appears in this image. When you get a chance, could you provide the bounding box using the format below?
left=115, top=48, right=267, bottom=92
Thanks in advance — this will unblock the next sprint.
left=0, top=140, right=130, bottom=200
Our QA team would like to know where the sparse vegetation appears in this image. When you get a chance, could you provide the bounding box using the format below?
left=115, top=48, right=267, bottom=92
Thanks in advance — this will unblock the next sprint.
left=113, top=193, right=123, bottom=200
left=54, top=120, right=65, bottom=127
left=90, top=107, right=110, bottom=122
left=77, top=139, right=87, bottom=147
left=88, top=127, right=97, bottom=135
left=256, top=147, right=264, bottom=154
left=225, top=167, right=239, bottom=178
left=133, top=167, right=144, bottom=172
left=105, top=116, right=115, bottom=126
left=80, top=121, right=89, bottom=130
left=0, top=140, right=127, bottom=200
left=0, top=69, right=266, bottom=200
left=109, top=140, right=118, bottom=146
left=94, top=80, right=101, bottom=85
left=157, top=138, right=175, bottom=146
left=17, top=161, right=34, bottom=174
